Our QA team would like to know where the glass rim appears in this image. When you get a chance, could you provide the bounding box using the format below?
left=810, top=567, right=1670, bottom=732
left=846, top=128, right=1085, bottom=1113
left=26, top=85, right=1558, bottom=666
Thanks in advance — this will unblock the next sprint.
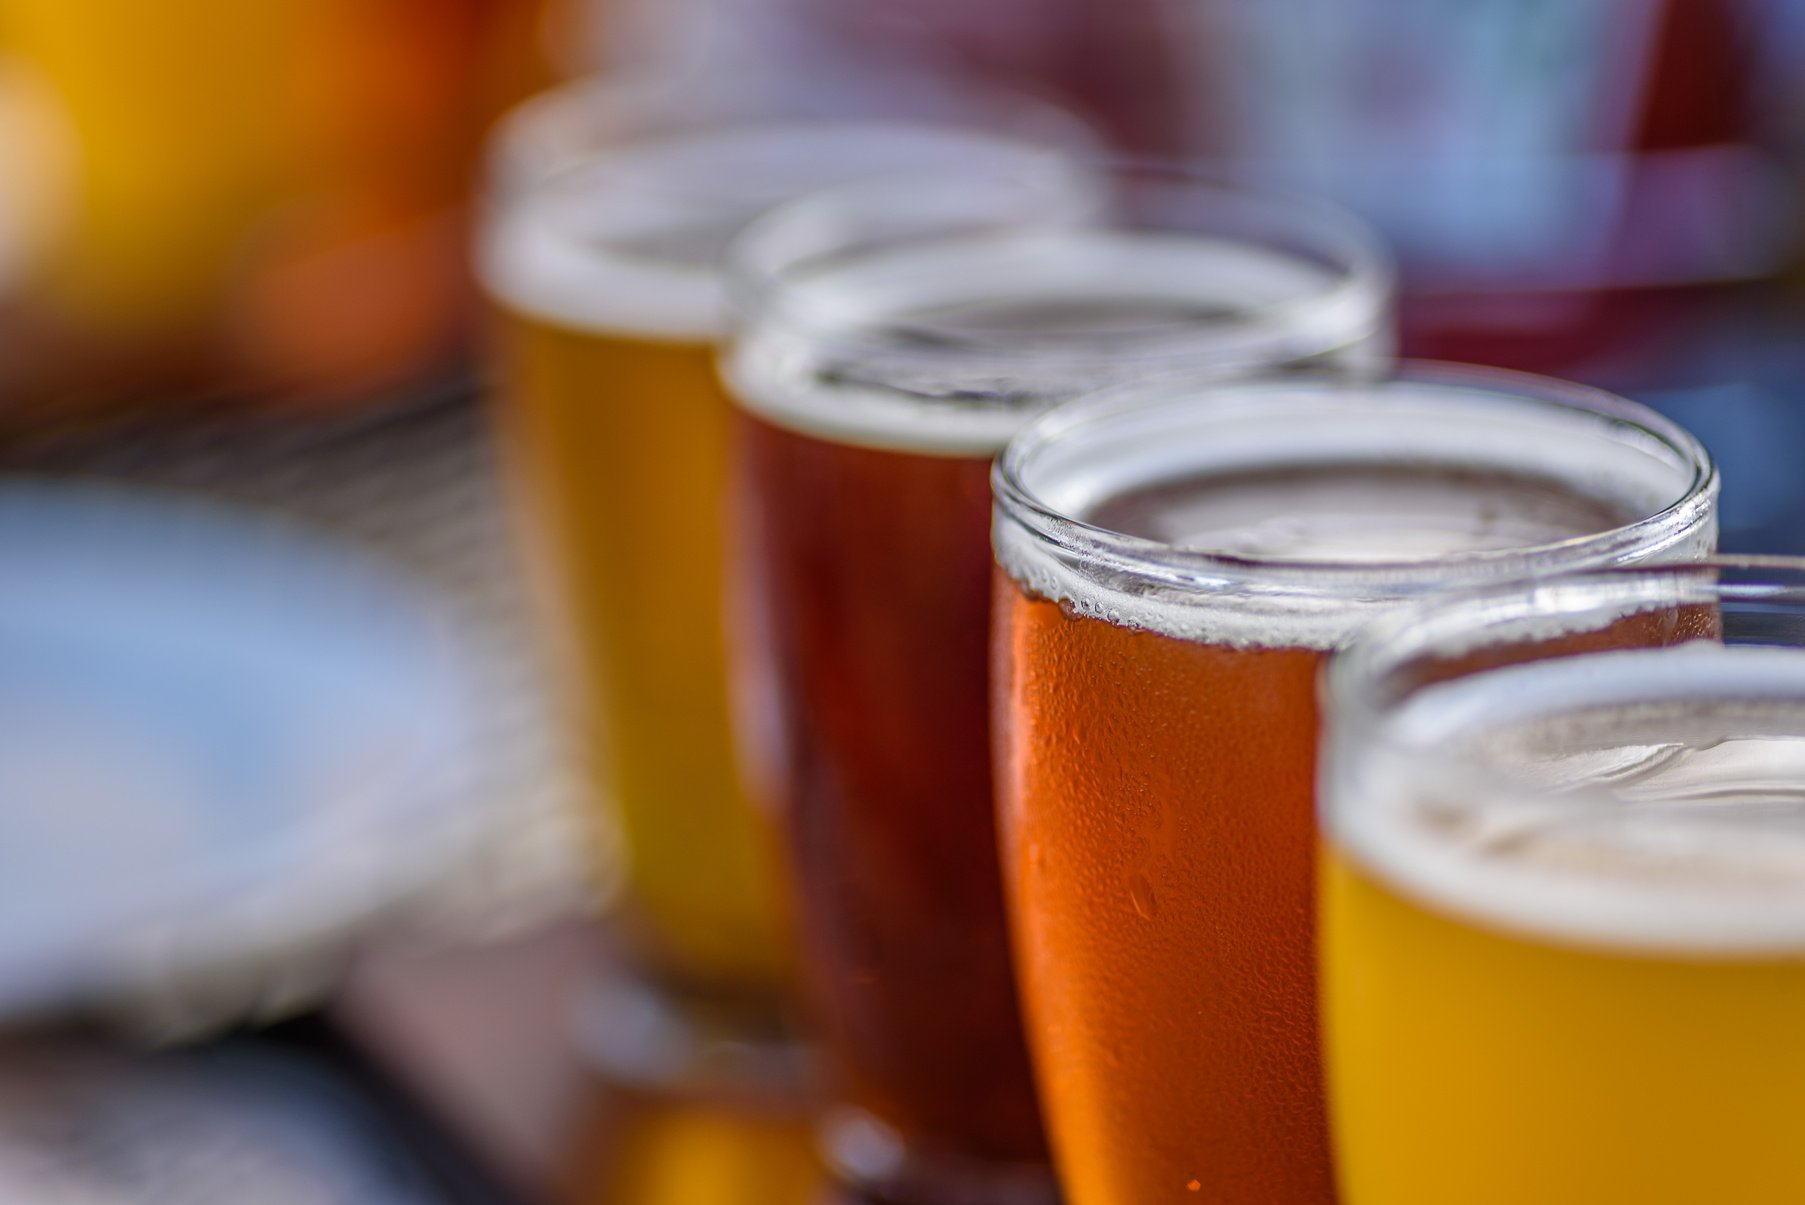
left=485, top=68, right=1096, bottom=201
left=1327, top=555, right=1805, bottom=754
left=724, top=156, right=1396, bottom=372
left=1322, top=556, right=1805, bottom=954
left=991, top=359, right=1719, bottom=597
left=492, top=120, right=1070, bottom=256
left=477, top=77, right=1092, bottom=340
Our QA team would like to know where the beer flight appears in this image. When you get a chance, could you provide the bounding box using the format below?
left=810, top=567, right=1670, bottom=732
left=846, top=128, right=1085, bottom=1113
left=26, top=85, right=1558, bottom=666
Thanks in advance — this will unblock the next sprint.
left=480, top=76, right=1804, bottom=1205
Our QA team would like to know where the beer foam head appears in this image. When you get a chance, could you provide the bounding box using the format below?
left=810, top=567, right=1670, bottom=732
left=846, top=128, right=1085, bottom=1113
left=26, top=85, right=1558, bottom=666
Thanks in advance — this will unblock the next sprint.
left=993, top=367, right=1717, bottom=649
left=724, top=166, right=1393, bottom=454
left=1332, top=642, right=1805, bottom=957
left=478, top=124, right=1066, bottom=342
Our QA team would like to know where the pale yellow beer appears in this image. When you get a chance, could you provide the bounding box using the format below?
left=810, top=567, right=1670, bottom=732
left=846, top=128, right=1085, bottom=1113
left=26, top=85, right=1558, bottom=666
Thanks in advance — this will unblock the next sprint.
left=1325, top=850, right=1805, bottom=1205
left=1322, top=567, right=1805, bottom=1205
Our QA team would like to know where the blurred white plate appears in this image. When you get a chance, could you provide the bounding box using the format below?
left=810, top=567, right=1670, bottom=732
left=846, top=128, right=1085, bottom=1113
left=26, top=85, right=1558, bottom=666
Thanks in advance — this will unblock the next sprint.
left=0, top=482, right=497, bottom=1026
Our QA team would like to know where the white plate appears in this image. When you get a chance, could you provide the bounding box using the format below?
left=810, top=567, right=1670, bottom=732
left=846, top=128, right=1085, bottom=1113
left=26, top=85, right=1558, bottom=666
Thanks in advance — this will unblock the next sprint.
left=0, top=482, right=497, bottom=1023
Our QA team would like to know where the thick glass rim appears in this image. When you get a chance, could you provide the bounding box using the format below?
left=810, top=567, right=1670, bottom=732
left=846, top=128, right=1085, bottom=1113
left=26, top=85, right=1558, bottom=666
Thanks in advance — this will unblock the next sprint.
left=1327, top=556, right=1805, bottom=759
left=992, top=360, right=1719, bottom=599
left=484, top=69, right=1096, bottom=201
left=1321, top=557, right=1805, bottom=952
left=725, top=157, right=1396, bottom=374
left=478, top=75, right=1091, bottom=340
left=487, top=122, right=1074, bottom=276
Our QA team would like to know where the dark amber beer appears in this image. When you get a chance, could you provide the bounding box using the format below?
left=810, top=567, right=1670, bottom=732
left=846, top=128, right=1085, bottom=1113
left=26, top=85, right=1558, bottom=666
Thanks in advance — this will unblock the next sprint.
left=991, top=368, right=1718, bottom=1205
left=733, top=429, right=1018, bottom=1156
left=725, top=164, right=1393, bottom=1201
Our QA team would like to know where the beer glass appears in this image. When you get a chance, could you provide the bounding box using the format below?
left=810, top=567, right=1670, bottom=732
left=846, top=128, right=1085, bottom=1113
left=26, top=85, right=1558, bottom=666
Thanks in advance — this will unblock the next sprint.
left=723, top=163, right=1392, bottom=1201
left=477, top=76, right=1076, bottom=1084
left=990, top=365, right=1718, bottom=1205
left=1322, top=559, right=1805, bottom=1205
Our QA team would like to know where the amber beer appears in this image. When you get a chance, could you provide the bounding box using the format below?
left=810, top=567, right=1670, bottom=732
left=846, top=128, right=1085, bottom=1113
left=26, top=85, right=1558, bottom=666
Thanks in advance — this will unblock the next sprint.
left=1322, top=563, right=1805, bottom=1205
left=479, top=83, right=1068, bottom=1013
left=991, top=368, right=1718, bottom=1205
left=725, top=165, right=1392, bottom=1199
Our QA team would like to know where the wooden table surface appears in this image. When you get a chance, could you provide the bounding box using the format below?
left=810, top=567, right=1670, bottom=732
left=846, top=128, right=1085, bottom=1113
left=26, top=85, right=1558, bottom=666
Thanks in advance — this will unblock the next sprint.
left=335, top=922, right=827, bottom=1205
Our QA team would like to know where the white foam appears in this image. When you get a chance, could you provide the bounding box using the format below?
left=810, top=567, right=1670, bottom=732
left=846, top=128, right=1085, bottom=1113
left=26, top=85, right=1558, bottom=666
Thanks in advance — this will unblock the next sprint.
left=995, top=384, right=1712, bottom=649
left=479, top=183, right=723, bottom=341
left=726, top=230, right=1386, bottom=456
left=479, top=124, right=1067, bottom=342
left=1334, top=643, right=1805, bottom=957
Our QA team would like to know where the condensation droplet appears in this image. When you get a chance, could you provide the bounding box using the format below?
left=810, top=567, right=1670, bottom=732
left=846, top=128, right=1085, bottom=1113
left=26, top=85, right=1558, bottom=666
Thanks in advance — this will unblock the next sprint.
left=1128, top=871, right=1157, bottom=920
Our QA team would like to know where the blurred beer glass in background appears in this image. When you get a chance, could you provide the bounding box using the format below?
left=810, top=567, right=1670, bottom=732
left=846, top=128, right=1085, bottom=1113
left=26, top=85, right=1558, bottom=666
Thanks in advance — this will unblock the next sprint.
left=477, top=72, right=1082, bottom=1090
left=990, top=366, right=1718, bottom=1205
left=722, top=162, right=1390, bottom=1202
left=566, top=1089, right=821, bottom=1205
left=0, top=0, right=552, bottom=421
left=1322, top=559, right=1805, bottom=1205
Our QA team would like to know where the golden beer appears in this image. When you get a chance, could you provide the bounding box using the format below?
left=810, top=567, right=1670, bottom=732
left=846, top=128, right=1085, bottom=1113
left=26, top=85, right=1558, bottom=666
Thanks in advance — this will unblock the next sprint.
left=480, top=91, right=1077, bottom=1001
left=1324, top=854, right=1805, bottom=1205
left=497, top=317, right=785, bottom=988
left=481, top=149, right=786, bottom=992
left=1322, top=567, right=1805, bottom=1205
